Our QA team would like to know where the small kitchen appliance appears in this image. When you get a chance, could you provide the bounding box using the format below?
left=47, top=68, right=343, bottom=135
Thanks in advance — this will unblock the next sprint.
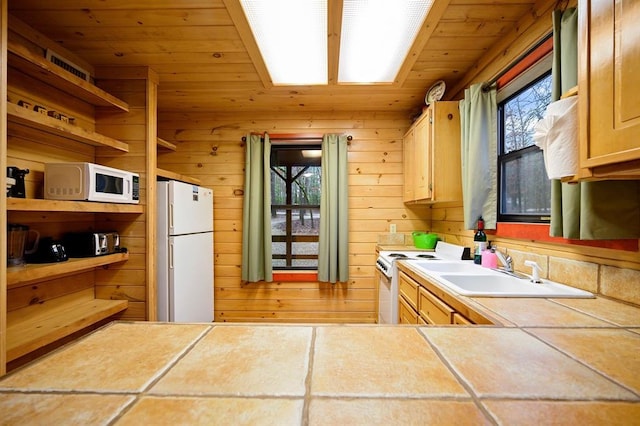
left=25, top=237, right=68, bottom=263
left=7, top=167, right=29, bottom=198
left=44, top=162, right=139, bottom=204
left=63, top=231, right=120, bottom=257
left=7, top=224, right=39, bottom=266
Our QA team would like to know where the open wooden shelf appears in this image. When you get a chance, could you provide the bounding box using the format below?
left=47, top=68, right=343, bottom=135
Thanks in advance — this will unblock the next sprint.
left=6, top=288, right=128, bottom=361
left=157, top=137, right=177, bottom=151
left=8, top=197, right=144, bottom=213
left=7, top=102, right=129, bottom=152
left=7, top=40, right=129, bottom=112
left=7, top=252, right=130, bottom=289
left=157, top=167, right=201, bottom=185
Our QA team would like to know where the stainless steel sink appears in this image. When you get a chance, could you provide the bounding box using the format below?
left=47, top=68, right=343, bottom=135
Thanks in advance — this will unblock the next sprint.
left=437, top=274, right=594, bottom=298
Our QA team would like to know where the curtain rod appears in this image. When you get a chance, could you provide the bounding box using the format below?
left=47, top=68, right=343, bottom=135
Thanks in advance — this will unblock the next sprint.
left=482, top=33, right=552, bottom=92
left=241, top=134, right=352, bottom=142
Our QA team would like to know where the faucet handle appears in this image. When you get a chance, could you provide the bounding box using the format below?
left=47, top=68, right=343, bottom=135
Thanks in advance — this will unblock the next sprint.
left=524, top=260, right=542, bottom=283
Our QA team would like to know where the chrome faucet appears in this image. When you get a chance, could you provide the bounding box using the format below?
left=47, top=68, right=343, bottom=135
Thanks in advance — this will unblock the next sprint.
left=494, top=249, right=513, bottom=272
left=524, top=260, right=543, bottom=283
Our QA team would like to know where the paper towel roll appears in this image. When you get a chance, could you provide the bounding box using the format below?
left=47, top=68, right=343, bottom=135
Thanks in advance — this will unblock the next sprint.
left=533, top=96, right=579, bottom=179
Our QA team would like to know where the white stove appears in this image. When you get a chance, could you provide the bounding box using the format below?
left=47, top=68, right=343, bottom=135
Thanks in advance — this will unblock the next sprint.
left=376, top=251, right=441, bottom=278
left=376, top=242, right=468, bottom=324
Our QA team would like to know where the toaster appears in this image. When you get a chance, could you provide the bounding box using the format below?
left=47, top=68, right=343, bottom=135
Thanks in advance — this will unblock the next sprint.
left=63, top=232, right=120, bottom=257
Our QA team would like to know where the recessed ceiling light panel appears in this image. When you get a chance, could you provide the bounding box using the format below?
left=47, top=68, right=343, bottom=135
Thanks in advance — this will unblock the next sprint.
left=338, top=0, right=434, bottom=83
left=240, top=0, right=328, bottom=85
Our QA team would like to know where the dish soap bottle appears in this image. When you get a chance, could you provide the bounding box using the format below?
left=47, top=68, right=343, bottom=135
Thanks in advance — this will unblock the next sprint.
left=473, top=216, right=487, bottom=264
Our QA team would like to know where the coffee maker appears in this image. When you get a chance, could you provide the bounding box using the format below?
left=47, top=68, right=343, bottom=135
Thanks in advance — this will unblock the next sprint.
left=7, top=167, right=29, bottom=198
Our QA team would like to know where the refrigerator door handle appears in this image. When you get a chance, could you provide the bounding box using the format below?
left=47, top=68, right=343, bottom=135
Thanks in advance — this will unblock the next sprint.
left=169, top=242, right=174, bottom=269
left=169, top=203, right=174, bottom=230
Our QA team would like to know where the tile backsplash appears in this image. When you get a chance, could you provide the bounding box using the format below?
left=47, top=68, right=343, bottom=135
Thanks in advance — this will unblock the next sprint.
left=505, top=249, right=638, bottom=306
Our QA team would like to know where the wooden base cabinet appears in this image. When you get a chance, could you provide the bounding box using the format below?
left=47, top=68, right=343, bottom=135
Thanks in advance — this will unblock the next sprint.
left=398, top=270, right=477, bottom=325
left=403, top=101, right=462, bottom=204
left=578, top=0, right=640, bottom=178
left=399, top=296, right=419, bottom=325
left=418, top=287, right=455, bottom=325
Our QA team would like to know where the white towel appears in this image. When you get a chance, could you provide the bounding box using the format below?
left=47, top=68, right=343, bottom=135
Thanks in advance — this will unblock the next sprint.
left=533, top=96, right=579, bottom=179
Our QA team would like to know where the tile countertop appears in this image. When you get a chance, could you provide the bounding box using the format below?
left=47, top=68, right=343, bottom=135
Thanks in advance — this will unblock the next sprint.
left=0, top=320, right=639, bottom=425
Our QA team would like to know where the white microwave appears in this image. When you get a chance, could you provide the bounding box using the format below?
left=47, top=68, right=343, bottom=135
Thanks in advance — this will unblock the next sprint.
left=45, top=162, right=139, bottom=204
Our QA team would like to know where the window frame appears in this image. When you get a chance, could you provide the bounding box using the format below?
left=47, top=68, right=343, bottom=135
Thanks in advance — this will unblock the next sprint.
left=270, top=142, right=321, bottom=271
left=496, top=51, right=553, bottom=224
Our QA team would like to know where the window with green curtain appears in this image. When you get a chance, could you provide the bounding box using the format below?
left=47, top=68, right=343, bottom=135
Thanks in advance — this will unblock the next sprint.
left=241, top=133, right=350, bottom=283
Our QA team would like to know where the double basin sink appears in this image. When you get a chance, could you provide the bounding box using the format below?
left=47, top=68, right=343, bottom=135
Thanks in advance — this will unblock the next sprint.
left=410, top=260, right=594, bottom=298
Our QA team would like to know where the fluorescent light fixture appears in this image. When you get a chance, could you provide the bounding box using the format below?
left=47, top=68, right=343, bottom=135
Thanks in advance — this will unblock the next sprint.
left=302, top=149, right=322, bottom=158
left=338, top=0, right=434, bottom=83
left=239, top=0, right=327, bottom=85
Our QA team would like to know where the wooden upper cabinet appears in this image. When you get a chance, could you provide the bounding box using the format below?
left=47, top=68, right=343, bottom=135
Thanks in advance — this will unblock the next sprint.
left=579, top=0, right=640, bottom=177
left=403, top=101, right=461, bottom=204
left=402, top=126, right=415, bottom=203
left=414, top=111, right=433, bottom=200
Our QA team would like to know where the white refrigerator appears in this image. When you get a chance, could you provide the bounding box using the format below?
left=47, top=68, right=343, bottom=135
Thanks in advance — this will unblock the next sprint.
left=157, top=180, right=214, bottom=322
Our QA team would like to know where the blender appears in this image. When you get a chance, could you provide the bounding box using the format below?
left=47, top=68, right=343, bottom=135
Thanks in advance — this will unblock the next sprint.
left=7, top=224, right=39, bottom=266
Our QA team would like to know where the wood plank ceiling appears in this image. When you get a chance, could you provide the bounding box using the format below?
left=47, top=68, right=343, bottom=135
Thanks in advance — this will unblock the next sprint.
left=8, top=0, right=541, bottom=118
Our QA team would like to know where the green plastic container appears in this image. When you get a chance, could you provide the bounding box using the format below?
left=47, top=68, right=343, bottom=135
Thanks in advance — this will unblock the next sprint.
left=412, top=231, right=439, bottom=249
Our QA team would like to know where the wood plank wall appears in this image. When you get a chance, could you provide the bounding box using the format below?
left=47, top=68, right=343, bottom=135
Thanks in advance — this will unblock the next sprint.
left=157, top=111, right=432, bottom=323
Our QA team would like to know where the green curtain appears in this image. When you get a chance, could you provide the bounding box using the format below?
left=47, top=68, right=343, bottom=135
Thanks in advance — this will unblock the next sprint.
left=459, top=83, right=498, bottom=230
left=318, top=134, right=349, bottom=283
left=241, top=133, right=273, bottom=282
left=550, top=8, right=640, bottom=239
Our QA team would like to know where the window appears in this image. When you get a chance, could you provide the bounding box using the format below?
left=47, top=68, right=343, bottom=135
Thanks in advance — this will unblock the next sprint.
left=497, top=53, right=553, bottom=223
left=270, top=144, right=321, bottom=270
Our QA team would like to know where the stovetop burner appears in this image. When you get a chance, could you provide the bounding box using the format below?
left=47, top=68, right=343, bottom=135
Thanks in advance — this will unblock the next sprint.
left=416, top=254, right=437, bottom=259
left=388, top=253, right=408, bottom=258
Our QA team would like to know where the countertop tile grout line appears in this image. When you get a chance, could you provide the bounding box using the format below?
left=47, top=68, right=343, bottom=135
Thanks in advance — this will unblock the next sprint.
left=301, top=326, right=317, bottom=426
left=546, top=298, right=638, bottom=328
left=415, top=327, right=500, bottom=426
left=520, top=327, right=640, bottom=400
left=106, top=323, right=216, bottom=425
left=137, top=324, right=215, bottom=394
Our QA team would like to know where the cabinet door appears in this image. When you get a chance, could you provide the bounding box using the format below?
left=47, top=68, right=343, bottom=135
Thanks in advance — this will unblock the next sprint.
left=399, top=296, right=419, bottom=324
left=431, top=102, right=462, bottom=203
left=398, top=272, right=419, bottom=310
left=581, top=0, right=640, bottom=171
left=413, top=111, right=433, bottom=200
left=418, top=287, right=454, bottom=325
left=402, top=127, right=415, bottom=202
left=452, top=313, right=472, bottom=325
